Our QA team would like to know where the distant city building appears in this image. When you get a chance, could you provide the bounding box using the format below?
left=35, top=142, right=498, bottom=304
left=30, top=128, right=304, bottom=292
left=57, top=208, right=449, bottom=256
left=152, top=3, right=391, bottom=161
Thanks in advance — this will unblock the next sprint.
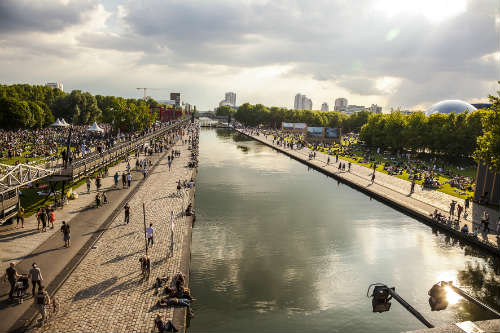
left=46, top=82, right=63, bottom=91
left=343, top=105, right=365, bottom=115
left=218, top=91, right=236, bottom=108
left=367, top=104, right=382, bottom=113
left=224, top=92, right=236, bottom=106
left=294, top=93, right=313, bottom=110
left=170, top=93, right=181, bottom=107
left=334, top=98, right=348, bottom=111
left=471, top=103, right=493, bottom=110
left=321, top=102, right=329, bottom=112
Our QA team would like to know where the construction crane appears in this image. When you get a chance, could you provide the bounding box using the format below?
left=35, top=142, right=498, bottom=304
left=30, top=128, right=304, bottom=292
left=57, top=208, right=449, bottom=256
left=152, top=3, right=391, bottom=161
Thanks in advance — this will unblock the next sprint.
left=136, top=88, right=167, bottom=100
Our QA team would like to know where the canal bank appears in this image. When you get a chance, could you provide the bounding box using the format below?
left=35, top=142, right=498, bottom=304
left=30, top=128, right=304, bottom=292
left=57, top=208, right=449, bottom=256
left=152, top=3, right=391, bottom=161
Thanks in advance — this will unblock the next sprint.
left=189, top=129, right=500, bottom=333
left=236, top=129, right=500, bottom=257
left=22, top=126, right=198, bottom=333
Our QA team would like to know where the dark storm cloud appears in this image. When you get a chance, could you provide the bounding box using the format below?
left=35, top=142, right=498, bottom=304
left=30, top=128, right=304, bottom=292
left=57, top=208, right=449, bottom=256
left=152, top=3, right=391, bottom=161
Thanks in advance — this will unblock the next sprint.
left=0, top=0, right=98, bottom=33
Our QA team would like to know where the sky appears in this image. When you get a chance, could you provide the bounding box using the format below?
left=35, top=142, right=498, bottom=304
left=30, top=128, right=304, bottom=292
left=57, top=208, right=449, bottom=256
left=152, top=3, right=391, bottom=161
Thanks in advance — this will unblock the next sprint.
left=0, top=0, right=499, bottom=111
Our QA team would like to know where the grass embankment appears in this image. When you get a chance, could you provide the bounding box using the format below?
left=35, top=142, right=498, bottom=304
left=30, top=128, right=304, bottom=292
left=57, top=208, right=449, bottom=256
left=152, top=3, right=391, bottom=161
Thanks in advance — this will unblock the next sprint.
left=20, top=155, right=130, bottom=217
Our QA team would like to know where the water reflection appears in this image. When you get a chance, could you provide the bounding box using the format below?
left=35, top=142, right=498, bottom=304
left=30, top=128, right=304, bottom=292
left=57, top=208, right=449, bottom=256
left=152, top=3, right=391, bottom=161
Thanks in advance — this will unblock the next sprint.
left=191, top=129, right=500, bottom=333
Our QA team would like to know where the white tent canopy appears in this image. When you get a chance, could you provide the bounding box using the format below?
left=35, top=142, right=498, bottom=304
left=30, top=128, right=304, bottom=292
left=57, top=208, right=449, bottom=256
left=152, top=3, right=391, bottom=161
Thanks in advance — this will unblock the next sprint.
left=50, top=118, right=65, bottom=127
left=60, top=118, right=69, bottom=126
left=87, top=122, right=104, bottom=132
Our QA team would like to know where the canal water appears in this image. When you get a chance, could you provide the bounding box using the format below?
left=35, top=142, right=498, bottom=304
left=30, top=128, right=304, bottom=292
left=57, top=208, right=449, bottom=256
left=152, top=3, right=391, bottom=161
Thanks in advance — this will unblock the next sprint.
left=190, top=129, right=500, bottom=333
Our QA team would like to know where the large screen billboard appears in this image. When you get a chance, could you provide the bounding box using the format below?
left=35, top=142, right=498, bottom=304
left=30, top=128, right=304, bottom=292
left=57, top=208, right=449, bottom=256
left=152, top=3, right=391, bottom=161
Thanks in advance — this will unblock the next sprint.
left=325, top=127, right=339, bottom=138
left=282, top=122, right=294, bottom=129
left=307, top=127, right=323, bottom=138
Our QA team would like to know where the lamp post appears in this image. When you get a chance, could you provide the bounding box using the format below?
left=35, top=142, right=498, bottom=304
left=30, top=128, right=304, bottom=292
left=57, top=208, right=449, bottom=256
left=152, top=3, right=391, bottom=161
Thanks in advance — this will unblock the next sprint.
left=368, top=283, right=434, bottom=328
left=428, top=281, right=500, bottom=318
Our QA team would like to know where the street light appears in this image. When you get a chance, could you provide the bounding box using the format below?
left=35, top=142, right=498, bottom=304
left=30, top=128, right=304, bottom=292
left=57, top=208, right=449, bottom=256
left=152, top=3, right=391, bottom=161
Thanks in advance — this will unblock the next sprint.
left=428, top=281, right=500, bottom=318
left=367, top=283, right=434, bottom=328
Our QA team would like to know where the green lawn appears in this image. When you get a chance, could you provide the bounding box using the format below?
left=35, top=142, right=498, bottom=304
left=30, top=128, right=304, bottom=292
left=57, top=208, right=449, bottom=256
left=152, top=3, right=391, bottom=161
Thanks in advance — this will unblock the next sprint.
left=270, top=134, right=475, bottom=200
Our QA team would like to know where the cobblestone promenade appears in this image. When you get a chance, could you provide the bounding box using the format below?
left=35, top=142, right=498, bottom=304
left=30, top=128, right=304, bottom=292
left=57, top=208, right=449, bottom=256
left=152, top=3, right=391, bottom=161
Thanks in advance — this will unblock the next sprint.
left=238, top=130, right=500, bottom=247
left=28, top=141, right=195, bottom=333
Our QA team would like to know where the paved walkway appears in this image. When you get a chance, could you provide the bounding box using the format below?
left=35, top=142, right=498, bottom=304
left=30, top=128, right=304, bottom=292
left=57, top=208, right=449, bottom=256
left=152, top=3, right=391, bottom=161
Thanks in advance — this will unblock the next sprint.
left=27, top=136, right=197, bottom=332
left=238, top=129, right=500, bottom=248
left=0, top=126, right=187, bottom=332
left=1, top=156, right=134, bottom=274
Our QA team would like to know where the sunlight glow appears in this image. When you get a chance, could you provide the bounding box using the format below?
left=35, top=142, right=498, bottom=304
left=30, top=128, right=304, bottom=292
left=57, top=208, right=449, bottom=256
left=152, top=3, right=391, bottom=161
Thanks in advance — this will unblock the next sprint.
left=373, top=0, right=467, bottom=24
left=444, top=286, right=461, bottom=305
left=375, top=76, right=402, bottom=94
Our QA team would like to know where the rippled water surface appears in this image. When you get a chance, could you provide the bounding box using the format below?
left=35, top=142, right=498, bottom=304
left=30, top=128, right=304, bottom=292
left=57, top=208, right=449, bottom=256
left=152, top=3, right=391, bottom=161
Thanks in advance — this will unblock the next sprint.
left=190, top=129, right=500, bottom=333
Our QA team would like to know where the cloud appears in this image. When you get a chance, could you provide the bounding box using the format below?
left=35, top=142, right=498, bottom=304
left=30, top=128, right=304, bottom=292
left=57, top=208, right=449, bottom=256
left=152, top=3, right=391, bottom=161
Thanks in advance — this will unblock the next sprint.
left=0, top=0, right=498, bottom=110
left=0, top=0, right=99, bottom=33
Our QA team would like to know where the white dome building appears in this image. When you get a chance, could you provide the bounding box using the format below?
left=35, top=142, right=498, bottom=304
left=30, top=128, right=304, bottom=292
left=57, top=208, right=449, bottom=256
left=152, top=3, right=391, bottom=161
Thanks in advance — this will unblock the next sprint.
left=426, top=100, right=477, bottom=116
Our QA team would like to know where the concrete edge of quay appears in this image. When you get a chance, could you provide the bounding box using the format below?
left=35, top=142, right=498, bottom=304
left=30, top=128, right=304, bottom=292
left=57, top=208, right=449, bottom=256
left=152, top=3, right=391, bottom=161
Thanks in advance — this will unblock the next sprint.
left=173, top=167, right=198, bottom=332
left=10, top=140, right=176, bottom=333
left=235, top=129, right=500, bottom=257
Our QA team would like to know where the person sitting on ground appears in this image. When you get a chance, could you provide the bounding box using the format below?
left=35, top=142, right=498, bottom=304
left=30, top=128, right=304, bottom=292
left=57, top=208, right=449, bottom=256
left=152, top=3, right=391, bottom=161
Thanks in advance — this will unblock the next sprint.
left=154, top=314, right=178, bottom=332
left=185, top=203, right=193, bottom=216
left=460, top=224, right=469, bottom=233
left=158, top=296, right=194, bottom=315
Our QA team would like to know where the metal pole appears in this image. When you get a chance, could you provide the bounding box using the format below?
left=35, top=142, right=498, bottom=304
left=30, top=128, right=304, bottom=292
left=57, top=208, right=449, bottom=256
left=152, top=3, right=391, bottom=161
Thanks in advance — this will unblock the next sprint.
left=449, top=284, right=500, bottom=318
left=387, top=288, right=434, bottom=328
left=143, top=203, right=148, bottom=256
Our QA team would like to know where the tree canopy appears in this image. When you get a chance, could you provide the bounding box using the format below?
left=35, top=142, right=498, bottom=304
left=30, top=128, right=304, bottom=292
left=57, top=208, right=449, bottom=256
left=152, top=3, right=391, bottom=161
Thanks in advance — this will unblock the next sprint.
left=474, top=82, right=500, bottom=171
left=0, top=84, right=158, bottom=132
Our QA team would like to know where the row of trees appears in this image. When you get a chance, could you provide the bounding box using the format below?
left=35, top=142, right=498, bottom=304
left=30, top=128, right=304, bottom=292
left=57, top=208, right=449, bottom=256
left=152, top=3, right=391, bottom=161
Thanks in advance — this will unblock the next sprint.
left=359, top=86, right=500, bottom=168
left=0, top=84, right=158, bottom=131
left=359, top=111, right=484, bottom=157
left=233, top=103, right=371, bottom=132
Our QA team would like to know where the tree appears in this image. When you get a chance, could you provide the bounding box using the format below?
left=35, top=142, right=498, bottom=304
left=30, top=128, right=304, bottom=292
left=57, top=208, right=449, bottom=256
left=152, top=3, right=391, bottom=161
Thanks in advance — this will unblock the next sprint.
left=215, top=105, right=234, bottom=117
left=474, top=84, right=500, bottom=171
left=0, top=97, right=34, bottom=129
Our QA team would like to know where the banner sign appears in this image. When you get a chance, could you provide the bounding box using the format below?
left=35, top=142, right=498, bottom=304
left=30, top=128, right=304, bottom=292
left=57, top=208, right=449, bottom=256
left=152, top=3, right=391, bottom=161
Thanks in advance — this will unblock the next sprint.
left=282, top=122, right=294, bottom=128
left=294, top=123, right=307, bottom=129
left=325, top=128, right=339, bottom=138
left=307, top=127, right=324, bottom=137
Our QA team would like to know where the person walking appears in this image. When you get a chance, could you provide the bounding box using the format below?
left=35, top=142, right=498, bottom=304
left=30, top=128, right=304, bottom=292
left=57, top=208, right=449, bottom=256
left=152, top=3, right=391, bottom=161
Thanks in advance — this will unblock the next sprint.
left=327, top=156, right=330, bottom=166
left=449, top=201, right=456, bottom=217
left=29, top=263, right=43, bottom=297
left=49, top=208, right=55, bottom=229
left=60, top=221, right=71, bottom=247
left=146, top=223, right=154, bottom=248
left=348, top=162, right=351, bottom=172
left=86, top=178, right=91, bottom=193
left=124, top=203, right=130, bottom=224
left=371, top=172, right=375, bottom=184
left=5, top=262, right=20, bottom=301
left=35, top=286, right=50, bottom=324
left=464, top=197, right=470, bottom=212
left=127, top=173, right=132, bottom=188
left=36, top=208, right=42, bottom=230
left=410, top=179, right=415, bottom=194
left=122, top=173, right=127, bottom=188
left=96, top=176, right=101, bottom=192
left=143, top=167, right=147, bottom=179
left=16, top=205, right=24, bottom=228
left=40, top=208, right=47, bottom=232
left=114, top=172, right=119, bottom=187
left=481, top=211, right=490, bottom=233
left=457, top=204, right=464, bottom=221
